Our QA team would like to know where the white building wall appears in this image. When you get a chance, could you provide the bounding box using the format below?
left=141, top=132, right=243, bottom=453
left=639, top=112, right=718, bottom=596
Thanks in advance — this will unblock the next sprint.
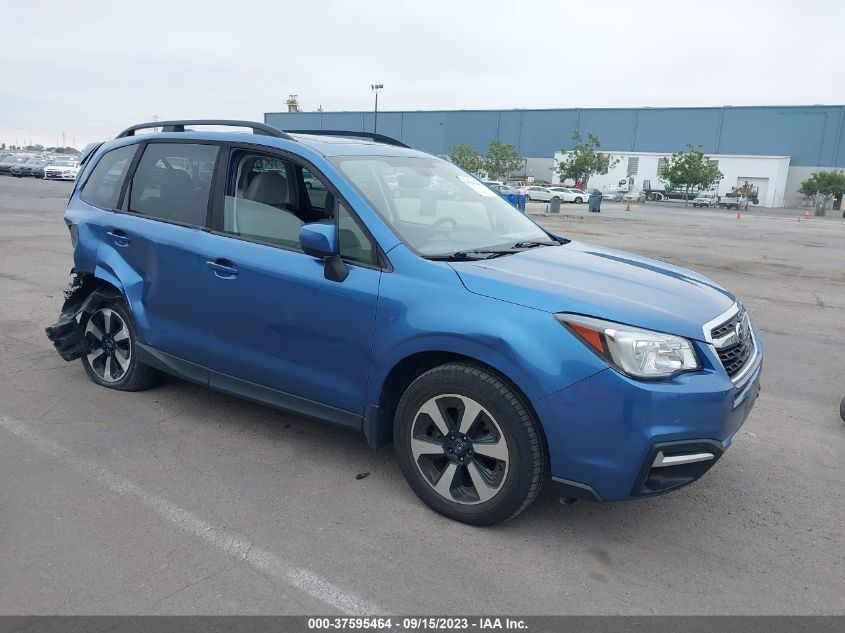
left=551, top=151, right=792, bottom=207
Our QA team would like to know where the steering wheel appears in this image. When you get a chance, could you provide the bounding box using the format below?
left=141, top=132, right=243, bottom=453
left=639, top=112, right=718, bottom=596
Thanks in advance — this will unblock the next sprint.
left=430, top=217, right=458, bottom=233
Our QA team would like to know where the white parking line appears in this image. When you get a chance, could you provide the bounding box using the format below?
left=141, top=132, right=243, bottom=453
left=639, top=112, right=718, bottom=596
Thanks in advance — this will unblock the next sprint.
left=0, top=415, right=383, bottom=615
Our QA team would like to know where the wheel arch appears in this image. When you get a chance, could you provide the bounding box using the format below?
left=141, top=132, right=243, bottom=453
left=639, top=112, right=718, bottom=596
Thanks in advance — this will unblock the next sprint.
left=44, top=271, right=129, bottom=362
left=364, top=350, right=546, bottom=452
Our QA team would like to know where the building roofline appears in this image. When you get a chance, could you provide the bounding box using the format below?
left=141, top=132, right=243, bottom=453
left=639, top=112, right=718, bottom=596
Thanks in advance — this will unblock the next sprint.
left=266, top=104, right=844, bottom=116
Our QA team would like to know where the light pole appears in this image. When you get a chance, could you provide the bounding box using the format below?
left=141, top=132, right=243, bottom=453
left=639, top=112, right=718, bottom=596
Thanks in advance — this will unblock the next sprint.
left=371, top=84, right=383, bottom=133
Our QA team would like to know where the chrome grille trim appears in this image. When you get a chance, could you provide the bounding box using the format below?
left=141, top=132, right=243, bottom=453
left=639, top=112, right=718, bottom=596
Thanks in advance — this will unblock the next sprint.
left=702, top=303, right=758, bottom=385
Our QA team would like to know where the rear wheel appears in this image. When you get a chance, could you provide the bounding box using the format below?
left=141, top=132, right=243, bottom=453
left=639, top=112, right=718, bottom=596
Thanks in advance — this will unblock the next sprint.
left=81, top=301, right=159, bottom=391
left=394, top=363, right=546, bottom=525
left=574, top=197, right=583, bottom=204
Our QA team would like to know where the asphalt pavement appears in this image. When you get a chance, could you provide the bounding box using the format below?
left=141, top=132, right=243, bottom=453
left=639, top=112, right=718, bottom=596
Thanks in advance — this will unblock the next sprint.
left=0, top=177, right=843, bottom=615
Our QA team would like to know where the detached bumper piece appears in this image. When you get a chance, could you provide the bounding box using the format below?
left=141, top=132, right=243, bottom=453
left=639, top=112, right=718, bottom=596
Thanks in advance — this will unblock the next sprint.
left=44, top=272, right=121, bottom=362
left=631, top=439, right=724, bottom=497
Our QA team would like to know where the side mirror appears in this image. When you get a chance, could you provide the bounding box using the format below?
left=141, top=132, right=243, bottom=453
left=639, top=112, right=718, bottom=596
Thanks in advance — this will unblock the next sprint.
left=299, top=222, right=348, bottom=283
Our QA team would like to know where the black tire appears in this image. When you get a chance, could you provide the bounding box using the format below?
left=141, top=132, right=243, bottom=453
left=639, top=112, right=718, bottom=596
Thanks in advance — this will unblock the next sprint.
left=394, top=363, right=547, bottom=526
left=839, top=396, right=845, bottom=422
left=80, top=299, right=159, bottom=391
left=574, top=197, right=583, bottom=204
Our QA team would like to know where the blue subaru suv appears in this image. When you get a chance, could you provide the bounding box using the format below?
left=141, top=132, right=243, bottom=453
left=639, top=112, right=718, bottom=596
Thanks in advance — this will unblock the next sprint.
left=46, top=120, right=762, bottom=525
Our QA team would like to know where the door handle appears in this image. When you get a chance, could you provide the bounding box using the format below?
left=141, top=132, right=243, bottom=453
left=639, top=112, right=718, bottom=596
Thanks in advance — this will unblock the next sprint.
left=206, top=259, right=239, bottom=279
left=106, top=230, right=131, bottom=247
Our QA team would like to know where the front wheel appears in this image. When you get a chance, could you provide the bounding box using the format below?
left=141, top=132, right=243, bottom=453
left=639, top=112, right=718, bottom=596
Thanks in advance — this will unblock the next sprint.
left=394, top=363, right=547, bottom=525
left=81, top=300, right=159, bottom=391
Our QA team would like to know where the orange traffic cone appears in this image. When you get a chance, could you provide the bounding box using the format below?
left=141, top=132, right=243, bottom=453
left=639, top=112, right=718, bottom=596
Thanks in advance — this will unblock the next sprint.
left=796, top=216, right=801, bottom=223
left=625, top=201, right=631, bottom=212
left=803, top=209, right=810, bottom=219
left=736, top=209, right=742, bottom=219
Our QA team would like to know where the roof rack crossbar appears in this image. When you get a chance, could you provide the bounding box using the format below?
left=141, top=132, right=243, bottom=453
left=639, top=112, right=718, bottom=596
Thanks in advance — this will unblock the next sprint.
left=116, top=119, right=294, bottom=140
left=289, top=130, right=410, bottom=148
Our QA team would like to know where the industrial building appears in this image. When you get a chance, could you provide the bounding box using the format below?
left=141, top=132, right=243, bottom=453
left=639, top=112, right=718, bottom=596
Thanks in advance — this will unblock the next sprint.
left=265, top=105, right=845, bottom=208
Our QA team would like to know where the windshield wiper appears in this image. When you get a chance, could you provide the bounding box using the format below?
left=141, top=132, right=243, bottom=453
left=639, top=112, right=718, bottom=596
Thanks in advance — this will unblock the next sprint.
left=510, top=240, right=558, bottom=249
left=425, top=249, right=518, bottom=261
left=426, top=240, right=561, bottom=262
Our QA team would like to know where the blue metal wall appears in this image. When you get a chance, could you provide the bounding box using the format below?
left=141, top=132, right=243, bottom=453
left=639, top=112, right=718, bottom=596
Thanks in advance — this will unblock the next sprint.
left=266, top=105, right=845, bottom=167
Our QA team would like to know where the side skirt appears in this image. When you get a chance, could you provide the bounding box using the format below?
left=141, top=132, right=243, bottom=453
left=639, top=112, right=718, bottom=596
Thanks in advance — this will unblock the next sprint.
left=136, top=343, right=363, bottom=431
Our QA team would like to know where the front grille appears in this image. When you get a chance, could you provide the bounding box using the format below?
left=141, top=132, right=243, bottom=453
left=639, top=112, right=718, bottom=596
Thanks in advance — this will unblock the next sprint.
left=718, top=340, right=753, bottom=377
left=710, top=320, right=734, bottom=339
left=711, top=308, right=754, bottom=379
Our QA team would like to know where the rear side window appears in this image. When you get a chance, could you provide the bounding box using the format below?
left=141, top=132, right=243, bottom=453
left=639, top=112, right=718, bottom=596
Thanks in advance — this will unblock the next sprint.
left=128, top=143, right=219, bottom=226
left=80, top=144, right=138, bottom=209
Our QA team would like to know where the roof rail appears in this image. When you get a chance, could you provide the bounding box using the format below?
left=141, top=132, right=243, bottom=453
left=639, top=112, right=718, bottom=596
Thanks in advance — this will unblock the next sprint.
left=289, top=130, right=410, bottom=148
left=116, top=120, right=294, bottom=140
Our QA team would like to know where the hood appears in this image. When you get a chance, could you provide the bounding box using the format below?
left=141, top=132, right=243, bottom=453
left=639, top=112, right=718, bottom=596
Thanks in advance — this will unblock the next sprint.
left=449, top=241, right=735, bottom=341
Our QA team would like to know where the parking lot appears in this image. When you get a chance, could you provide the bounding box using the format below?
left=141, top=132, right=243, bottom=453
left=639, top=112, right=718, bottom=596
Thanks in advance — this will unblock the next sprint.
left=0, top=176, right=843, bottom=615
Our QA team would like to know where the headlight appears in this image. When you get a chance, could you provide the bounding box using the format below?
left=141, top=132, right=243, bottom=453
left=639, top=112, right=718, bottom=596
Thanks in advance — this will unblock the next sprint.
left=556, top=314, right=701, bottom=379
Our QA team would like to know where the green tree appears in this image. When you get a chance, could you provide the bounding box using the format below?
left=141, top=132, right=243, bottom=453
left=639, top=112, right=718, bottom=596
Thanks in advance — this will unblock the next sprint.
left=556, top=131, right=619, bottom=187
left=447, top=144, right=483, bottom=175
left=660, top=145, right=724, bottom=206
left=483, top=140, right=523, bottom=181
left=799, top=170, right=845, bottom=210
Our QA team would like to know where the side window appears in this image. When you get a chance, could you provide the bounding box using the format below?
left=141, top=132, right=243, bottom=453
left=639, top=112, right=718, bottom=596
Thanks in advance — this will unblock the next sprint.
left=223, top=153, right=304, bottom=249
left=302, top=166, right=330, bottom=212
left=80, top=144, right=138, bottom=209
left=128, top=143, right=219, bottom=226
left=338, top=203, right=375, bottom=266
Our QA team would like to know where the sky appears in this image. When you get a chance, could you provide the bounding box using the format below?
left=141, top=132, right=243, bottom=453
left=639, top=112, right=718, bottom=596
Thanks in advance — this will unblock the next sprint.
left=2, top=0, right=844, bottom=149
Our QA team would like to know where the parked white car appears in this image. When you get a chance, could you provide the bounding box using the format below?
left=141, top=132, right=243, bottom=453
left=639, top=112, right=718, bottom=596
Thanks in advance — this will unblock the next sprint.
left=548, top=187, right=589, bottom=204
left=43, top=158, right=80, bottom=181
left=602, top=189, right=623, bottom=202
left=691, top=192, right=718, bottom=208
left=525, top=186, right=553, bottom=201
left=623, top=190, right=645, bottom=203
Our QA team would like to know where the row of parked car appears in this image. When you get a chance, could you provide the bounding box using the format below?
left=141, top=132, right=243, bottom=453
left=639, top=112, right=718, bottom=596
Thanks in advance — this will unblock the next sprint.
left=0, top=152, right=80, bottom=180
left=483, top=182, right=596, bottom=204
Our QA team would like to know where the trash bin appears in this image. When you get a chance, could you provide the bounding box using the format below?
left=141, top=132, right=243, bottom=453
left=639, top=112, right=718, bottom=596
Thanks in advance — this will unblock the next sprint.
left=504, top=193, right=526, bottom=212
left=549, top=197, right=561, bottom=214
left=588, top=190, right=602, bottom=213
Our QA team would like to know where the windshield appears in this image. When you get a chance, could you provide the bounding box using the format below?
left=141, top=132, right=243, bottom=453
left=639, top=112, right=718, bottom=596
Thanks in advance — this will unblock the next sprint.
left=331, top=155, right=551, bottom=257
left=52, top=159, right=75, bottom=166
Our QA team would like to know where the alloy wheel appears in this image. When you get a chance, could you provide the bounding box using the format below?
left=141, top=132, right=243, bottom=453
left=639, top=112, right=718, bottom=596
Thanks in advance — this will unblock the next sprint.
left=410, top=394, right=509, bottom=505
left=84, top=308, right=132, bottom=383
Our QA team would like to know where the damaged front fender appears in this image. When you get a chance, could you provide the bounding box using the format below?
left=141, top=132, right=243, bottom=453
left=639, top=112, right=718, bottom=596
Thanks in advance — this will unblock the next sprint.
left=44, top=271, right=124, bottom=361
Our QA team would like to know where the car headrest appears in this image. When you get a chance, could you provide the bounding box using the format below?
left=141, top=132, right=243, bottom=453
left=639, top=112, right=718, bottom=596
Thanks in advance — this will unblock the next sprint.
left=245, top=171, right=288, bottom=207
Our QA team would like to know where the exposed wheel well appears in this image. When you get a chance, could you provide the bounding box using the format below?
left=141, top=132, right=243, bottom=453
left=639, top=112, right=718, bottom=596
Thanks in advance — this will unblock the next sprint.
left=70, top=271, right=124, bottom=303
left=368, top=351, right=545, bottom=451
left=44, top=272, right=127, bottom=362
